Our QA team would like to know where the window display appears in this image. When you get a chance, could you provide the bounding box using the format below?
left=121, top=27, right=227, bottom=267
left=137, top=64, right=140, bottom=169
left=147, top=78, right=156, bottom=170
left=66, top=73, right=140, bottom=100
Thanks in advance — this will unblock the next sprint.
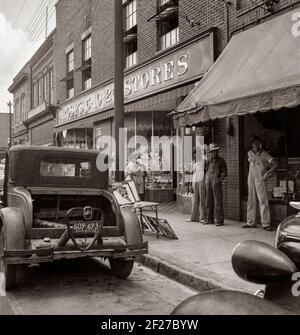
left=177, top=125, right=211, bottom=197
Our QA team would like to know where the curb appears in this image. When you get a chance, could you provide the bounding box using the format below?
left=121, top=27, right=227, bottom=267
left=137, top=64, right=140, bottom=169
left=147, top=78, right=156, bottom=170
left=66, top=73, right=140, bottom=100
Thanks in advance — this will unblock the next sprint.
left=138, top=254, right=221, bottom=292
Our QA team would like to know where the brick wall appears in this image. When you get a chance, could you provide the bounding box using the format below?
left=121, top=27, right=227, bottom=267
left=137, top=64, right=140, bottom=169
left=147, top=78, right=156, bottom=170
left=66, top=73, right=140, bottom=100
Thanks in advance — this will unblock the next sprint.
left=55, top=0, right=300, bottom=105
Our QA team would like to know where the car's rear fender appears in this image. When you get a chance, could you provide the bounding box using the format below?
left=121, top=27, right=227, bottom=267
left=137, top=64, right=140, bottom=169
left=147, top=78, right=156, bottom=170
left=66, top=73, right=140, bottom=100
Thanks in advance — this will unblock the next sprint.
left=120, top=206, right=142, bottom=245
left=7, top=187, right=32, bottom=238
left=0, top=207, right=25, bottom=250
left=99, top=190, right=142, bottom=244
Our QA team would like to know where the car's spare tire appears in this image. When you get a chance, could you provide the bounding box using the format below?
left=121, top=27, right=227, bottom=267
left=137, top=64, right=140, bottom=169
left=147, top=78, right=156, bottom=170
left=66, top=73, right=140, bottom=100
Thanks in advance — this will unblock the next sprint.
left=109, top=258, right=134, bottom=279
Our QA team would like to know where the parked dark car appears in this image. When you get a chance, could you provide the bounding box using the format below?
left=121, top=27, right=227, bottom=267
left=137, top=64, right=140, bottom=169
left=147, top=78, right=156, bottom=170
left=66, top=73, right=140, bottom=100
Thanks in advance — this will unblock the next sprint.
left=0, top=146, right=147, bottom=290
left=275, top=202, right=300, bottom=268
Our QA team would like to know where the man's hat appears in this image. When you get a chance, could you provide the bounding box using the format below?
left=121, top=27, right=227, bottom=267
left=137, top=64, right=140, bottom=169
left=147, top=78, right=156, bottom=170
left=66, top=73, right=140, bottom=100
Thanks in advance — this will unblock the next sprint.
left=208, top=143, right=220, bottom=153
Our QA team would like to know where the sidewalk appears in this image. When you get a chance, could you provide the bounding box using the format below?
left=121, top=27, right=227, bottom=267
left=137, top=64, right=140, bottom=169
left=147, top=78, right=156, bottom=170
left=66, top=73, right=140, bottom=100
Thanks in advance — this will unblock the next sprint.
left=140, top=202, right=276, bottom=294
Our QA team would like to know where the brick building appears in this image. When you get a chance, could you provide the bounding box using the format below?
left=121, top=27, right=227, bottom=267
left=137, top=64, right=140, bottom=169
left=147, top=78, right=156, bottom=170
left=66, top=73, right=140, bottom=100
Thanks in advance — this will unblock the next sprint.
left=8, top=30, right=56, bottom=146
left=53, top=0, right=300, bottom=221
left=54, top=0, right=223, bottom=202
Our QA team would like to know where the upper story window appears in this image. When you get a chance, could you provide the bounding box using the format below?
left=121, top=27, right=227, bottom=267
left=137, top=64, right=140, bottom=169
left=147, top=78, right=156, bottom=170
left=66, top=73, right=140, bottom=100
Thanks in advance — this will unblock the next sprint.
left=21, top=94, right=26, bottom=122
left=14, top=98, right=20, bottom=126
left=33, top=81, right=38, bottom=108
left=157, top=0, right=179, bottom=51
left=32, top=68, right=53, bottom=109
left=123, top=0, right=138, bottom=69
left=49, top=68, right=54, bottom=104
left=125, top=0, right=137, bottom=31
left=66, top=50, right=74, bottom=73
left=81, top=33, right=92, bottom=91
left=83, top=35, right=91, bottom=61
left=66, top=49, right=74, bottom=99
left=44, top=72, right=49, bottom=103
left=38, top=77, right=44, bottom=105
left=67, top=82, right=75, bottom=99
left=125, top=42, right=137, bottom=69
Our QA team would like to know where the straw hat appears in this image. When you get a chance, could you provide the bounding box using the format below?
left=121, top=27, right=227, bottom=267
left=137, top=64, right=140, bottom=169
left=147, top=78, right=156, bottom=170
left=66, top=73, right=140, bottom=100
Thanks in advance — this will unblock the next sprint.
left=208, top=143, right=220, bottom=153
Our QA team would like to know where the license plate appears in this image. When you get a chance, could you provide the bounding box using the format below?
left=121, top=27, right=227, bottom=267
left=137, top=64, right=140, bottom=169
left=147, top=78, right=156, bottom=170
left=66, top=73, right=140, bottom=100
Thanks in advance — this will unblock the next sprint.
left=70, top=221, right=100, bottom=233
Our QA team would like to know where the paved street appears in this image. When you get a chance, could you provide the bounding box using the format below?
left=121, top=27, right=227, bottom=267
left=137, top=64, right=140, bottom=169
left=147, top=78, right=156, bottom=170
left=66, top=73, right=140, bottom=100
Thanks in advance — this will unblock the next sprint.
left=0, top=258, right=195, bottom=315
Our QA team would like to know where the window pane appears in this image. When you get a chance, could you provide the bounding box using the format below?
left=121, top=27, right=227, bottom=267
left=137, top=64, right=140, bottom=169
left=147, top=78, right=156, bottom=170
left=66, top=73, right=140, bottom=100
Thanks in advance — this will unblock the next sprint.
left=125, top=0, right=137, bottom=31
left=84, top=77, right=92, bottom=90
left=38, top=78, right=44, bottom=104
left=160, top=27, right=179, bottom=50
left=40, top=159, right=91, bottom=178
left=68, top=87, right=74, bottom=99
left=49, top=69, right=54, bottom=104
left=83, top=36, right=91, bottom=61
left=67, top=50, right=74, bottom=72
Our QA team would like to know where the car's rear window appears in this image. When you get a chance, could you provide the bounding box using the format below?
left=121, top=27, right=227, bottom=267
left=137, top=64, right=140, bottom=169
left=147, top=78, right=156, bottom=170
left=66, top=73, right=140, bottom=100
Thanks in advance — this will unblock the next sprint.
left=40, top=158, right=91, bottom=178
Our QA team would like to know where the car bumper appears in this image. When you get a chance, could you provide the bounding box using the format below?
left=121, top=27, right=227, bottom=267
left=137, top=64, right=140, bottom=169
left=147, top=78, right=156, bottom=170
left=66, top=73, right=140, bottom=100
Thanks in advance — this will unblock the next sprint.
left=1, top=241, right=148, bottom=265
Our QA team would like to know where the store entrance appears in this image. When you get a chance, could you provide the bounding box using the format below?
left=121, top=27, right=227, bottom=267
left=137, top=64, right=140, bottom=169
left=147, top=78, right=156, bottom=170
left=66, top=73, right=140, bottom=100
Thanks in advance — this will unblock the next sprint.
left=241, top=107, right=300, bottom=223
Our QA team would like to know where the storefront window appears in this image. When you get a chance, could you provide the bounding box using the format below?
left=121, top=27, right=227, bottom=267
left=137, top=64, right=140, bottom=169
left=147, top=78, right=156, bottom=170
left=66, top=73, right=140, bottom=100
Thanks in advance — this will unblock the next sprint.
left=177, top=125, right=211, bottom=196
left=61, top=128, right=93, bottom=150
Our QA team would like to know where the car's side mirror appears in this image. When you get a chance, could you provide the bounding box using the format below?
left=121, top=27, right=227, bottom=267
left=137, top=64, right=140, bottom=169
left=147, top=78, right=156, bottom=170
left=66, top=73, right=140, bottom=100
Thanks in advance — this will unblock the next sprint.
left=232, top=241, right=297, bottom=285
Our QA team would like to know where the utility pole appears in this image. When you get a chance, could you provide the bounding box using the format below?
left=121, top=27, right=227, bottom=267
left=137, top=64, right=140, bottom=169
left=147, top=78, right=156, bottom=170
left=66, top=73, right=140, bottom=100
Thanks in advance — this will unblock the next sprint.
left=7, top=101, right=12, bottom=148
left=114, top=0, right=125, bottom=182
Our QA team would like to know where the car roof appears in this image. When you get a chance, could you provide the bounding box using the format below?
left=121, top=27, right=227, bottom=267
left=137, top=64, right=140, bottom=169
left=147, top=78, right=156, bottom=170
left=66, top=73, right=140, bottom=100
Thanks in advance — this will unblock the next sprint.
left=9, top=145, right=100, bottom=155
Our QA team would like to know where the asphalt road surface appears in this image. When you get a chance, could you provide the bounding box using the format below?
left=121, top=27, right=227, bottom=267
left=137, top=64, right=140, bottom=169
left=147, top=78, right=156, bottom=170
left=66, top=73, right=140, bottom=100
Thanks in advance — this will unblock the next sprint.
left=0, top=258, right=195, bottom=315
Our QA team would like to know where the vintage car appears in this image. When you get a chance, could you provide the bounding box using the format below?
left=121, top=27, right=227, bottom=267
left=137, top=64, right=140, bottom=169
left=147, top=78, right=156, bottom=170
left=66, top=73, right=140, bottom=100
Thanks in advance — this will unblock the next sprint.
left=0, top=146, right=148, bottom=290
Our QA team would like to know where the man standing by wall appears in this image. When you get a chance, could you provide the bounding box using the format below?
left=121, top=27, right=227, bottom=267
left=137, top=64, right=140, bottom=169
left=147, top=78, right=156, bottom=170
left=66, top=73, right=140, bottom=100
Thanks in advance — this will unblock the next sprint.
left=243, top=136, right=278, bottom=232
left=186, top=147, right=207, bottom=223
left=204, top=143, right=227, bottom=226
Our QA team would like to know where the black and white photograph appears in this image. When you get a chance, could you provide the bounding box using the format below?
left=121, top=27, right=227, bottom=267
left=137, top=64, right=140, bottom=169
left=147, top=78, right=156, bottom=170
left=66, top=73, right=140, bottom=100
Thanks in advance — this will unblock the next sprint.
left=1, top=0, right=300, bottom=322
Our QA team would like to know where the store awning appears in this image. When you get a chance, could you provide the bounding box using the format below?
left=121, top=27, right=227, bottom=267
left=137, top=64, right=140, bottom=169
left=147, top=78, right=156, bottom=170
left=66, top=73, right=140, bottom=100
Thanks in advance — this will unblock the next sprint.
left=125, top=83, right=195, bottom=113
left=172, top=9, right=300, bottom=127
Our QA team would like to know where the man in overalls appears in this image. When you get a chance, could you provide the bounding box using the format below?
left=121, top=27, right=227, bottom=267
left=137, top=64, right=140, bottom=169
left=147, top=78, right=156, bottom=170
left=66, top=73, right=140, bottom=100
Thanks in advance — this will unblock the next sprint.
left=242, top=136, right=278, bottom=231
left=204, top=143, right=227, bottom=226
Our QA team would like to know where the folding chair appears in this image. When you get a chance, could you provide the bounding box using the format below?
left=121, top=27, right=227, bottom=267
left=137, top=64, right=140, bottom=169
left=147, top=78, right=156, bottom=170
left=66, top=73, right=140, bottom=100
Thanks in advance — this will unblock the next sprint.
left=113, top=180, right=160, bottom=238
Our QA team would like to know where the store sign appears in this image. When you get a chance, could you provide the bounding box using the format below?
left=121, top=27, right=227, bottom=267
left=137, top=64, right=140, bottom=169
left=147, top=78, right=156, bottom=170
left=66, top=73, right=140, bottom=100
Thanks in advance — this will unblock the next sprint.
left=57, top=33, right=215, bottom=126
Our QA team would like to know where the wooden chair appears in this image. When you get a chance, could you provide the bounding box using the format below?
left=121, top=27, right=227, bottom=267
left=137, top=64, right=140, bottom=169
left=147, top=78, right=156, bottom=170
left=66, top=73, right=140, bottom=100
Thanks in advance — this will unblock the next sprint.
left=113, top=180, right=160, bottom=238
